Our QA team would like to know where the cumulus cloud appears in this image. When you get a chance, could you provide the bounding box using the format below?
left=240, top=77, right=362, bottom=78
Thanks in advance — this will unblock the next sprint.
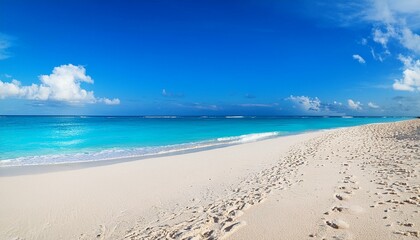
left=352, top=54, right=366, bottom=64
left=100, top=98, right=120, bottom=105
left=368, top=102, right=380, bottom=108
left=287, top=95, right=321, bottom=111
left=393, top=55, right=420, bottom=91
left=286, top=96, right=353, bottom=115
left=348, top=99, right=362, bottom=110
left=0, top=64, right=119, bottom=105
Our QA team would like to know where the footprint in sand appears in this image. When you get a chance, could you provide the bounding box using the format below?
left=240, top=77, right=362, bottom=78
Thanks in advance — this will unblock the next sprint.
left=221, top=221, right=246, bottom=239
left=326, top=219, right=350, bottom=229
left=331, top=206, right=344, bottom=212
left=335, top=194, right=348, bottom=201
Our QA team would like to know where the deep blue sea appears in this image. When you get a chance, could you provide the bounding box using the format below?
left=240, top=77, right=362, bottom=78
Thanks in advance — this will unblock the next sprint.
left=0, top=116, right=410, bottom=167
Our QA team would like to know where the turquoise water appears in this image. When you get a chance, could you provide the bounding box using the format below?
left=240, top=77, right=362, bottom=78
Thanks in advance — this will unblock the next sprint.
left=0, top=116, right=410, bottom=167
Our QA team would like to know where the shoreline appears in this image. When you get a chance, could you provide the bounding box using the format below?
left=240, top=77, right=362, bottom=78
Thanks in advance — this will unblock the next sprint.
left=0, top=119, right=411, bottom=177
left=0, top=119, right=418, bottom=239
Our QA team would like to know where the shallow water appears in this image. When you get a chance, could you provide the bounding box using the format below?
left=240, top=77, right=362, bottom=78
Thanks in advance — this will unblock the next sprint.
left=0, top=116, right=410, bottom=167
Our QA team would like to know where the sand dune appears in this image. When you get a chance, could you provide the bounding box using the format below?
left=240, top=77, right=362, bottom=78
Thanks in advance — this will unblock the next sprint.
left=0, top=120, right=418, bottom=240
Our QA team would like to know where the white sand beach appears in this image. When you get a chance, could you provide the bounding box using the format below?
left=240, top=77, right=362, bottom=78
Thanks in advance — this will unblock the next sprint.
left=0, top=120, right=419, bottom=240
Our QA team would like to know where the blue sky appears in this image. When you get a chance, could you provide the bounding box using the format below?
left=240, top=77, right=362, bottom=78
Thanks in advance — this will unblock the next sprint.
left=0, top=0, right=419, bottom=116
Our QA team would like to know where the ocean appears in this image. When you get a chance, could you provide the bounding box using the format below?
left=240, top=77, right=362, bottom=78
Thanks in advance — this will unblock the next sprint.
left=0, top=116, right=410, bottom=167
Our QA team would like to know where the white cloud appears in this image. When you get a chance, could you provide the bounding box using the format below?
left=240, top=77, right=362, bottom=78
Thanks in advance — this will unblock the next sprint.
left=0, top=79, right=51, bottom=100
left=348, top=99, right=362, bottom=110
left=162, top=89, right=167, bottom=96
left=387, top=0, right=420, bottom=16
left=352, top=54, right=366, bottom=64
left=0, top=64, right=120, bottom=105
left=400, top=27, right=420, bottom=54
left=364, top=0, right=395, bottom=23
left=38, top=64, right=95, bottom=102
left=343, top=0, right=420, bottom=56
left=367, top=1, right=420, bottom=55
left=370, top=25, right=420, bottom=55
left=363, top=0, right=420, bottom=26
left=393, top=55, right=420, bottom=91
left=287, top=95, right=321, bottom=111
left=368, top=102, right=380, bottom=108
left=372, top=26, right=397, bottom=49
left=356, top=0, right=420, bottom=91
left=100, top=98, right=120, bottom=105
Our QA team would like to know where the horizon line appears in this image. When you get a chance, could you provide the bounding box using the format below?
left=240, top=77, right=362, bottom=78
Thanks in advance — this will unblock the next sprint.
left=0, top=115, right=416, bottom=118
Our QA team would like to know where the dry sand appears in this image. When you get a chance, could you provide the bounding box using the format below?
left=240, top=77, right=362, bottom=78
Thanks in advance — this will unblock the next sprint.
left=0, top=120, right=419, bottom=240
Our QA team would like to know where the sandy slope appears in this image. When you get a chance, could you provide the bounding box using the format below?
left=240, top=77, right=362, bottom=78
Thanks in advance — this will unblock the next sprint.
left=231, top=120, right=420, bottom=240
left=0, top=120, right=418, bottom=240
